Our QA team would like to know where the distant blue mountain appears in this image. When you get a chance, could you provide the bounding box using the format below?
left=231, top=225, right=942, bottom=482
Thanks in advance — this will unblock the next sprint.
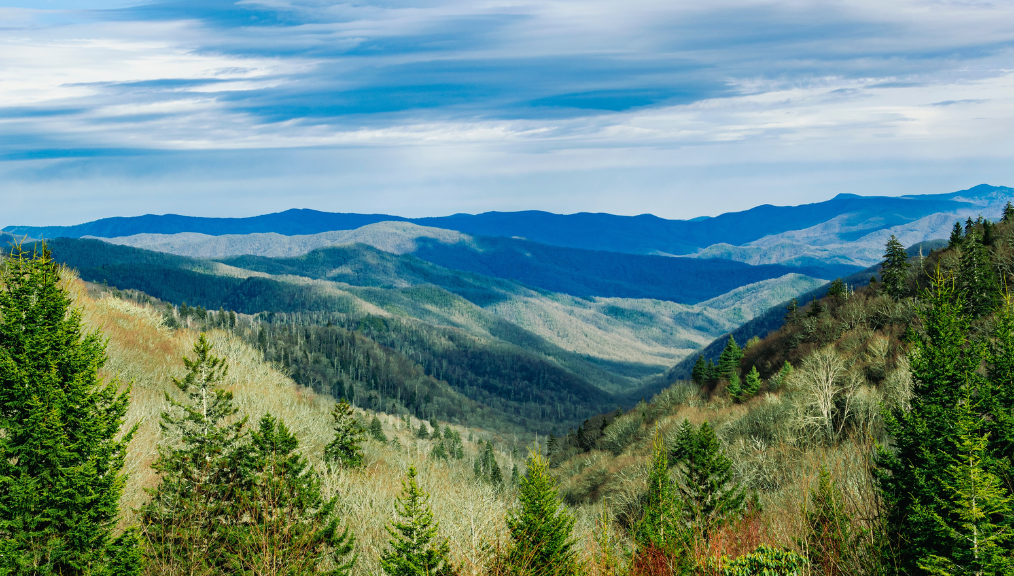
left=6, top=184, right=1009, bottom=256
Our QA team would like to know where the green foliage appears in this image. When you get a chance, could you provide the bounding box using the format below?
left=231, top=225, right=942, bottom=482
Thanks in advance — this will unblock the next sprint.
left=717, top=335, right=743, bottom=381
left=140, top=334, right=248, bottom=574
left=720, top=545, right=807, bottom=576
left=417, top=423, right=431, bottom=440
left=106, top=529, right=144, bottom=576
left=370, top=416, right=388, bottom=442
left=671, top=420, right=747, bottom=537
left=957, top=232, right=999, bottom=318
left=802, top=468, right=855, bottom=576
left=742, top=366, right=762, bottom=399
left=634, top=431, right=688, bottom=559
left=768, top=362, right=792, bottom=392
left=324, top=401, right=366, bottom=469
left=0, top=244, right=138, bottom=574
left=875, top=270, right=1014, bottom=574
left=225, top=414, right=355, bottom=576
left=475, top=442, right=503, bottom=486
left=826, top=278, right=847, bottom=299
left=380, top=466, right=457, bottom=576
left=692, top=355, right=707, bottom=386
left=918, top=394, right=1013, bottom=576
left=949, top=221, right=965, bottom=249
left=1004, top=202, right=1014, bottom=224
left=502, top=448, right=579, bottom=576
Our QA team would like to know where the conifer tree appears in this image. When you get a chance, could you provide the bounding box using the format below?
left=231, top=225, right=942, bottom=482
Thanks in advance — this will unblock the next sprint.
left=0, top=244, right=138, bottom=574
left=717, top=336, right=742, bottom=381
left=475, top=442, right=503, bottom=486
left=691, top=355, right=707, bottom=386
left=380, top=466, right=457, bottom=576
left=876, top=271, right=988, bottom=574
left=785, top=298, right=799, bottom=323
left=826, top=278, right=847, bottom=299
left=1004, top=202, right=1014, bottom=223
left=919, top=394, right=1013, bottom=576
left=225, top=414, right=355, bottom=576
left=807, top=297, right=826, bottom=317
left=881, top=235, right=910, bottom=300
left=803, top=468, right=853, bottom=576
left=957, top=232, right=999, bottom=318
left=323, top=400, right=365, bottom=469
left=141, top=334, right=248, bottom=575
left=369, top=416, right=388, bottom=442
left=949, top=221, right=965, bottom=249
left=417, top=423, right=430, bottom=440
left=635, top=431, right=686, bottom=557
left=503, top=448, right=579, bottom=575
left=671, top=421, right=746, bottom=537
left=743, top=366, right=762, bottom=399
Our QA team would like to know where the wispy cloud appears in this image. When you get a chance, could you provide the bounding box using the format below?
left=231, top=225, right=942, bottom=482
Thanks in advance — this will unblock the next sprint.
left=1, top=0, right=1013, bottom=224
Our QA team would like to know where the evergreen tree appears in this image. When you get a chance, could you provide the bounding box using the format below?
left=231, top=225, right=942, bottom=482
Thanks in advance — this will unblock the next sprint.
left=503, top=448, right=579, bottom=575
left=430, top=442, right=449, bottom=460
left=919, top=394, right=1013, bottom=576
left=881, top=235, right=910, bottom=300
left=224, top=414, right=355, bottom=576
left=141, top=334, right=249, bottom=575
left=785, top=298, right=799, bottom=323
left=1004, top=202, right=1014, bottom=224
left=0, top=244, right=138, bottom=574
left=876, top=271, right=987, bottom=574
left=323, top=401, right=365, bottom=468
left=949, top=221, right=965, bottom=249
left=417, top=423, right=430, bottom=440
left=635, top=431, right=687, bottom=558
left=807, top=297, right=826, bottom=317
left=691, top=355, right=707, bottom=386
left=380, top=466, right=457, bottom=576
left=803, top=468, right=853, bottom=576
left=966, top=217, right=975, bottom=236
left=705, top=359, right=719, bottom=384
left=475, top=442, right=503, bottom=486
left=742, top=366, right=762, bottom=399
left=769, top=361, right=793, bottom=392
left=958, top=232, right=999, bottom=318
left=826, top=278, right=847, bottom=299
left=370, top=415, right=388, bottom=442
left=726, top=373, right=743, bottom=402
left=717, top=336, right=742, bottom=381
left=671, top=421, right=746, bottom=537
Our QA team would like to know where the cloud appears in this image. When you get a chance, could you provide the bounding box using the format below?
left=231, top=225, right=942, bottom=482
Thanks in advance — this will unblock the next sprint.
left=0, top=0, right=1013, bottom=225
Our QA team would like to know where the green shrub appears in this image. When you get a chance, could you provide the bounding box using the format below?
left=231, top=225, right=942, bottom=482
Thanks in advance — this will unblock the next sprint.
left=721, top=545, right=807, bottom=576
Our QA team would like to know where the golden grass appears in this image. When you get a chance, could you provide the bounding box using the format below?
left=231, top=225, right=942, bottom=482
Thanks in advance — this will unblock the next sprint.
left=71, top=276, right=624, bottom=575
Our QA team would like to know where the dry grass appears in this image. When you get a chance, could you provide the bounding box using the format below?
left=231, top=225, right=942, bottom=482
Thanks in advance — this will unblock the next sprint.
left=71, top=276, right=622, bottom=575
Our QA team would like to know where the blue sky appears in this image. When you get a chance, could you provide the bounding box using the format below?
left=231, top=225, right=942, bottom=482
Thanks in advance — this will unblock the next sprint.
left=2, top=0, right=1013, bottom=225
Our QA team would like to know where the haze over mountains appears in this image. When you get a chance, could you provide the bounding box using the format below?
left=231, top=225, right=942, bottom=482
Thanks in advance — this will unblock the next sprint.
left=4, top=184, right=1010, bottom=431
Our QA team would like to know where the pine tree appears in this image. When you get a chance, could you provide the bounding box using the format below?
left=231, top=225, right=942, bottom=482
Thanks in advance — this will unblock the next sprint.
left=635, top=431, right=687, bottom=558
left=503, top=448, right=579, bottom=575
left=323, top=400, right=365, bottom=468
left=919, top=394, right=1013, bottom=575
left=807, top=297, right=826, bottom=317
left=949, top=221, right=965, bottom=249
left=826, top=278, right=847, bottom=299
left=224, top=414, right=355, bottom=576
left=785, top=298, right=799, bottom=323
left=743, top=366, right=762, bottom=399
left=0, top=244, right=138, bottom=574
left=380, top=466, right=457, bottom=576
left=717, top=336, right=742, bottom=381
left=876, top=271, right=987, bottom=574
left=417, top=423, right=430, bottom=440
left=672, top=421, right=746, bottom=537
left=803, top=468, right=853, bottom=576
left=727, top=373, right=743, bottom=402
left=691, top=355, right=707, bottom=386
left=881, top=235, right=910, bottom=300
left=475, top=442, right=503, bottom=486
left=1004, top=202, right=1014, bottom=224
left=141, top=334, right=249, bottom=575
left=957, top=232, right=999, bottom=318
left=369, top=416, right=388, bottom=442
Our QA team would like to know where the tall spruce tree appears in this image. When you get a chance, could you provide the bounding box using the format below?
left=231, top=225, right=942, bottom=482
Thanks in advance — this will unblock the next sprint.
left=881, top=235, right=910, bottom=300
left=717, top=336, right=742, bottom=381
left=224, top=414, right=355, bottom=575
left=1004, top=202, right=1014, bottom=223
left=635, top=431, right=686, bottom=559
left=876, top=271, right=988, bottom=574
left=691, top=355, right=707, bottom=386
left=0, top=244, right=138, bottom=574
left=919, top=394, right=1013, bottom=576
left=380, top=466, right=456, bottom=576
left=141, top=334, right=248, bottom=576
left=671, top=421, right=746, bottom=537
left=949, top=221, right=965, bottom=249
left=503, top=448, right=579, bottom=576
left=742, top=366, right=762, bottom=399
left=957, top=232, right=999, bottom=318
left=323, top=400, right=365, bottom=468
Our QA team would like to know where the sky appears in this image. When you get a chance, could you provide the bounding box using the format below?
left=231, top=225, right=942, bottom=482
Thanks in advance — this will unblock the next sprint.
left=2, top=0, right=1014, bottom=226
